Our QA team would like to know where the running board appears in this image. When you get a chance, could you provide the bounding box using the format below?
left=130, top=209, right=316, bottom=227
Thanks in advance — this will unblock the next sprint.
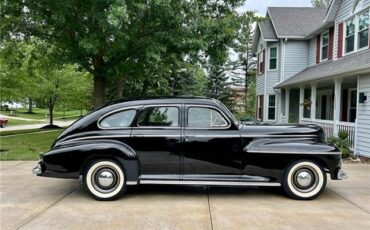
left=139, top=180, right=281, bottom=187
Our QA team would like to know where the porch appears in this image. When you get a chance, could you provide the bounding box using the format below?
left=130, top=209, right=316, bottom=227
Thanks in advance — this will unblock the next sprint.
left=281, top=77, right=358, bottom=150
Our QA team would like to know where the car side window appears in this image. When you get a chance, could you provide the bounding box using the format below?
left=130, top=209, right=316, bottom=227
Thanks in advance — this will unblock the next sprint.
left=187, top=107, right=228, bottom=128
left=99, top=109, right=136, bottom=128
left=137, top=107, right=179, bottom=127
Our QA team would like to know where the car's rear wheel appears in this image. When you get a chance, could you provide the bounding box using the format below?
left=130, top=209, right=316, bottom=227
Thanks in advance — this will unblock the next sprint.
left=1, top=122, right=6, bottom=128
left=84, top=160, right=126, bottom=201
left=282, top=160, right=326, bottom=200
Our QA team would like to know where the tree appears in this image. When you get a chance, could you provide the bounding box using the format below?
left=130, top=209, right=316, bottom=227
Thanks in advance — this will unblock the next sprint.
left=1, top=0, right=245, bottom=107
left=229, top=12, right=259, bottom=115
left=311, top=0, right=332, bottom=7
left=0, top=41, right=42, bottom=112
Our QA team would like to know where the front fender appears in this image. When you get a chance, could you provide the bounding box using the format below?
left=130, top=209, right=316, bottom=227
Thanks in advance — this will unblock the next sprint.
left=242, top=137, right=342, bottom=181
left=40, top=140, right=139, bottom=181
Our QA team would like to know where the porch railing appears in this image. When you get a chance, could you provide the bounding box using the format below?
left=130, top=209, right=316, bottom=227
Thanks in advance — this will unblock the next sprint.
left=300, top=119, right=355, bottom=150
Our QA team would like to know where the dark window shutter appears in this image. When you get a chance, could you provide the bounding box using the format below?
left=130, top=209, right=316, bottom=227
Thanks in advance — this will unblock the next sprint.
left=328, top=27, right=334, bottom=60
left=337, top=22, right=344, bottom=58
left=262, top=50, right=265, bottom=73
left=257, top=53, right=260, bottom=74
left=316, top=34, right=321, bottom=64
left=261, top=95, right=264, bottom=122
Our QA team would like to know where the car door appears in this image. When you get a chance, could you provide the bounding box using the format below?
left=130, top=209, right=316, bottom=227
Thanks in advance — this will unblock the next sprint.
left=182, top=105, right=242, bottom=181
left=130, top=104, right=182, bottom=180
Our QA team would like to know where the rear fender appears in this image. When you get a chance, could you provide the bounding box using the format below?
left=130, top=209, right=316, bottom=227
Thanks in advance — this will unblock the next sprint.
left=42, top=140, right=139, bottom=181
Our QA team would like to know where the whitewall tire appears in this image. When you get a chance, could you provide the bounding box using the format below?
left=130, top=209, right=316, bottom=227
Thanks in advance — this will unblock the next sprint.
left=283, top=160, right=327, bottom=200
left=84, top=160, right=126, bottom=201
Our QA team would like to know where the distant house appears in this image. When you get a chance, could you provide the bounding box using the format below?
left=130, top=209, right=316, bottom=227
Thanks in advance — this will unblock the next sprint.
left=252, top=0, right=370, bottom=157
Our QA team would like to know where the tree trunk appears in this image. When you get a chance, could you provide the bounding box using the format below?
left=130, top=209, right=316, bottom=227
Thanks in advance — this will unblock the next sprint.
left=48, top=101, right=54, bottom=126
left=80, top=108, right=83, bottom=117
left=28, top=98, right=33, bottom=113
left=116, top=75, right=124, bottom=99
left=94, top=74, right=106, bottom=108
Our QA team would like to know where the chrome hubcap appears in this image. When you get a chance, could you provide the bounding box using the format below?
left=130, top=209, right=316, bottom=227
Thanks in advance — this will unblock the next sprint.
left=97, top=170, right=115, bottom=187
left=296, top=171, right=313, bottom=187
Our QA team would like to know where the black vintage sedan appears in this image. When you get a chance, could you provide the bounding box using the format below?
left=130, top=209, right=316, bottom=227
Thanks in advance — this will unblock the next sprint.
left=33, top=97, right=346, bottom=200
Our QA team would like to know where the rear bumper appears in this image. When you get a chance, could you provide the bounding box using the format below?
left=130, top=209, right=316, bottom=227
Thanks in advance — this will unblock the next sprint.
left=33, top=161, right=79, bottom=179
left=332, top=168, right=348, bottom=180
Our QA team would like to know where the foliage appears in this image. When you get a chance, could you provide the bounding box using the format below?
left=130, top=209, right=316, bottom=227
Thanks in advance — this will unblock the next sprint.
left=228, top=12, right=259, bottom=116
left=0, top=40, right=92, bottom=125
left=1, top=0, right=248, bottom=107
left=327, top=130, right=351, bottom=159
left=311, top=0, right=332, bottom=7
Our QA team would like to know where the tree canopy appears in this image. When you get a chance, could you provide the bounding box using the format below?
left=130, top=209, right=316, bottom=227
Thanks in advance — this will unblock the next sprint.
left=2, top=0, right=250, bottom=107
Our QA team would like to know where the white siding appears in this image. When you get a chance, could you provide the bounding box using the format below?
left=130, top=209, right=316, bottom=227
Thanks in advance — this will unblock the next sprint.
left=356, top=74, right=370, bottom=157
left=283, top=41, right=308, bottom=80
left=308, top=37, right=317, bottom=67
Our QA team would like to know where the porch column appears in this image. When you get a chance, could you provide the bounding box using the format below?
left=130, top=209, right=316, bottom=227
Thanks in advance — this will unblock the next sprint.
left=333, top=78, right=342, bottom=136
left=285, top=88, right=290, bottom=123
left=299, top=86, right=304, bottom=122
left=310, top=82, right=317, bottom=122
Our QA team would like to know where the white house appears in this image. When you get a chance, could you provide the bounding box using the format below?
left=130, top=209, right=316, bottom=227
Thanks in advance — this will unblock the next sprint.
left=252, top=0, right=370, bottom=157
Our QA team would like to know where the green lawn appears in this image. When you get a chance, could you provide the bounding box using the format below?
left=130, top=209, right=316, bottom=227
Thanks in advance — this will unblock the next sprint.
left=0, top=130, right=63, bottom=160
left=1, top=108, right=87, bottom=120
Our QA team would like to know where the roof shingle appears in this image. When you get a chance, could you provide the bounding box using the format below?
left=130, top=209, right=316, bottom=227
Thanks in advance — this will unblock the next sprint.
left=268, top=7, right=327, bottom=37
left=275, top=49, right=370, bottom=88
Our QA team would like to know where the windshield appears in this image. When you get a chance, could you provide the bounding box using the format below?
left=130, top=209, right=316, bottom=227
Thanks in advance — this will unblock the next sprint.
left=218, top=101, right=238, bottom=125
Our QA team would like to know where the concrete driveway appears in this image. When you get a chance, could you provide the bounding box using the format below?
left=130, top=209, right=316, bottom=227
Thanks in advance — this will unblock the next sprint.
left=1, top=162, right=369, bottom=230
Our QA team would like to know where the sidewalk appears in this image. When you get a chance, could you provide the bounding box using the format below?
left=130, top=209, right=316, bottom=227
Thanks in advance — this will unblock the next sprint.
left=0, top=120, right=75, bottom=131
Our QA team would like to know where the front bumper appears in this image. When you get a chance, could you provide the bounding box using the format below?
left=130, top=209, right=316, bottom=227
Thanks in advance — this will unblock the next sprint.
left=336, top=169, right=348, bottom=180
left=33, top=161, right=44, bottom=175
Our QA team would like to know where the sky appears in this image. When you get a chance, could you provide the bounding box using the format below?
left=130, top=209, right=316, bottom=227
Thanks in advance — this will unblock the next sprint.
left=238, top=0, right=314, bottom=16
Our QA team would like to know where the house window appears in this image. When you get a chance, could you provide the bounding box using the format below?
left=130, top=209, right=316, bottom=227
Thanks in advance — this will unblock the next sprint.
left=321, top=31, right=329, bottom=60
left=268, top=95, right=276, bottom=120
left=358, top=11, right=369, bottom=49
left=269, top=47, right=277, bottom=70
left=259, top=50, right=264, bottom=74
left=345, top=18, right=356, bottom=53
left=344, top=8, right=370, bottom=54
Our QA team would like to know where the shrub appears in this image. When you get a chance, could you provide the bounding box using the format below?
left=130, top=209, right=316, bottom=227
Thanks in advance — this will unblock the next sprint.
left=328, top=130, right=351, bottom=159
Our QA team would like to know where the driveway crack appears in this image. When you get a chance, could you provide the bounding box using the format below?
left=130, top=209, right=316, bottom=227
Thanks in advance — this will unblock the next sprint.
left=207, top=187, right=214, bottom=230
left=16, top=184, right=82, bottom=230
left=327, top=188, right=370, bottom=215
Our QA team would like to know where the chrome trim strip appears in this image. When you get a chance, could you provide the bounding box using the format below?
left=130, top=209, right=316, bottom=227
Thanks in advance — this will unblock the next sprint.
left=126, top=181, right=138, bottom=185
left=247, top=150, right=342, bottom=155
left=241, top=134, right=317, bottom=138
left=132, top=134, right=180, bottom=138
left=56, top=135, right=131, bottom=146
left=139, top=180, right=281, bottom=187
left=185, top=134, right=240, bottom=138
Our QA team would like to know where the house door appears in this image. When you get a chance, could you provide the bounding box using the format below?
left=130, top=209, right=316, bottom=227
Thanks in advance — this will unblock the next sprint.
left=348, top=88, right=357, bottom=122
left=317, top=89, right=333, bottom=120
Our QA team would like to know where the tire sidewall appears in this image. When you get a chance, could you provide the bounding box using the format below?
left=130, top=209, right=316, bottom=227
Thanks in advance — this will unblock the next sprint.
left=283, top=160, right=327, bottom=200
left=84, top=159, right=127, bottom=201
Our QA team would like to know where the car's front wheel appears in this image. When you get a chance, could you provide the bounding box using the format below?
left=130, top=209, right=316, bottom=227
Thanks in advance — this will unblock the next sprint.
left=84, top=160, right=126, bottom=201
left=1, top=122, right=6, bottom=128
left=282, top=160, right=327, bottom=200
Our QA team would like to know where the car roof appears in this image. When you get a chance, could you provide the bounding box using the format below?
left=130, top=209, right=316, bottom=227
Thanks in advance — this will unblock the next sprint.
left=103, top=96, right=221, bottom=108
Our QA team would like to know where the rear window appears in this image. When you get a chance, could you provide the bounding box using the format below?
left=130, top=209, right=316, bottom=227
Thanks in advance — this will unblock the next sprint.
left=99, top=110, right=136, bottom=128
